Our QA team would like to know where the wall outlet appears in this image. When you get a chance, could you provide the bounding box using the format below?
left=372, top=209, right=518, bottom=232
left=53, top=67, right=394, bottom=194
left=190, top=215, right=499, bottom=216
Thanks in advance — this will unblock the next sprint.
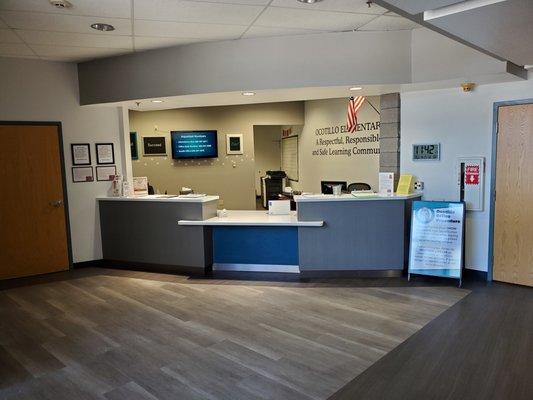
left=414, top=181, right=424, bottom=190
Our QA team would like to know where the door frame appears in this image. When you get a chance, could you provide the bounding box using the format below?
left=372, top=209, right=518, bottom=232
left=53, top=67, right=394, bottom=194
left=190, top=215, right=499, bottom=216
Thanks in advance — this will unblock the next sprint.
left=0, top=121, right=73, bottom=270
left=488, top=98, right=533, bottom=281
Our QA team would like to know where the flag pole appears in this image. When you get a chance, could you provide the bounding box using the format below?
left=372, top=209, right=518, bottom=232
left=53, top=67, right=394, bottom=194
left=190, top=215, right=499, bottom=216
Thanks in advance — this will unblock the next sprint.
left=366, top=99, right=380, bottom=116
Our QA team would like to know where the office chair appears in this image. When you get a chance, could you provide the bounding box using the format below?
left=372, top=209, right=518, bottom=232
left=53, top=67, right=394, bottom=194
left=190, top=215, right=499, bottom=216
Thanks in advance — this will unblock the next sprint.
left=348, top=182, right=371, bottom=191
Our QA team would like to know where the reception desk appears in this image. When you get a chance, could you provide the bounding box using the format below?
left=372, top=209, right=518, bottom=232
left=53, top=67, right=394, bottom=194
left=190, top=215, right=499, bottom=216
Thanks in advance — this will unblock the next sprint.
left=99, top=193, right=420, bottom=277
left=295, top=193, right=421, bottom=275
left=179, top=210, right=323, bottom=273
left=178, top=193, right=421, bottom=275
left=98, top=195, right=218, bottom=274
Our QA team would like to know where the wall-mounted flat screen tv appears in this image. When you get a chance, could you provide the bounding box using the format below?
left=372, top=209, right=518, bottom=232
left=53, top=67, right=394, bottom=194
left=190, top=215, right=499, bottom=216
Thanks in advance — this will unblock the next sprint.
left=171, top=130, right=218, bottom=159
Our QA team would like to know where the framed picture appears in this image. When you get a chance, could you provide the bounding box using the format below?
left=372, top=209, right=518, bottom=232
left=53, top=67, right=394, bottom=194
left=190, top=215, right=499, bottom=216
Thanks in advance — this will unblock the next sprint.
left=71, top=143, right=91, bottom=165
left=130, top=132, right=138, bottom=160
left=95, top=143, right=115, bottom=165
left=143, top=136, right=167, bottom=156
left=72, top=166, right=94, bottom=182
left=226, top=134, right=243, bottom=155
left=96, top=165, right=116, bottom=181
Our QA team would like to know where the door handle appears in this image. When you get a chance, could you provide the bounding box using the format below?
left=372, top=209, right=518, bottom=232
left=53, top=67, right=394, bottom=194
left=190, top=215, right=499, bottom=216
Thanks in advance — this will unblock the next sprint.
left=49, top=200, right=63, bottom=208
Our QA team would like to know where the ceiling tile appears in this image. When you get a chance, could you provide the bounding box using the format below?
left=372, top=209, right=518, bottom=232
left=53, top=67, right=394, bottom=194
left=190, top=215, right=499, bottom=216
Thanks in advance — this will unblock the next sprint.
left=135, top=20, right=246, bottom=39
left=243, top=25, right=322, bottom=39
left=18, top=30, right=133, bottom=49
left=358, top=15, right=420, bottom=31
left=0, top=0, right=132, bottom=19
left=29, top=44, right=132, bottom=62
left=135, top=36, right=204, bottom=51
left=0, top=42, right=34, bottom=56
left=254, top=7, right=376, bottom=31
left=0, top=11, right=132, bottom=35
left=0, top=28, right=22, bottom=43
left=134, top=0, right=264, bottom=25
left=188, top=0, right=270, bottom=4
left=270, top=0, right=388, bottom=14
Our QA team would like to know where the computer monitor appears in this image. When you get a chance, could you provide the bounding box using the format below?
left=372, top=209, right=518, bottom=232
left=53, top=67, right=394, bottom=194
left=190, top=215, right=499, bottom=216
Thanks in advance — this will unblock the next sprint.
left=321, top=181, right=347, bottom=194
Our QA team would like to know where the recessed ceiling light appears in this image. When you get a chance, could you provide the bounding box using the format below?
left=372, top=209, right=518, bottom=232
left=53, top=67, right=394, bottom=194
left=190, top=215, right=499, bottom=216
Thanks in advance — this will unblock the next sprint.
left=242, top=92, right=255, bottom=96
left=151, top=100, right=164, bottom=103
left=49, top=0, right=72, bottom=9
left=424, top=0, right=506, bottom=21
left=349, top=87, right=363, bottom=91
left=90, top=23, right=115, bottom=32
left=297, top=0, right=322, bottom=3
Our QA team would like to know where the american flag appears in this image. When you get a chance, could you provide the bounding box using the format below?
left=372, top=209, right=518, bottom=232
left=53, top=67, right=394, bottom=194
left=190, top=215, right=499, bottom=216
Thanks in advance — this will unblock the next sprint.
left=347, top=96, right=365, bottom=133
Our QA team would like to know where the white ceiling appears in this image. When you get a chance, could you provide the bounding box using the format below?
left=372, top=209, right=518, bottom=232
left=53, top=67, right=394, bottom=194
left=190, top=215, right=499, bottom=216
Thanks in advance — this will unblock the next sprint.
left=0, top=0, right=420, bottom=62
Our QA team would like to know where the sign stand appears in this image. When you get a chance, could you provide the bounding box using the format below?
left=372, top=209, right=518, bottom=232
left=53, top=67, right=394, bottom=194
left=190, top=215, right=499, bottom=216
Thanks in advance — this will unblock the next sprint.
left=408, top=201, right=465, bottom=287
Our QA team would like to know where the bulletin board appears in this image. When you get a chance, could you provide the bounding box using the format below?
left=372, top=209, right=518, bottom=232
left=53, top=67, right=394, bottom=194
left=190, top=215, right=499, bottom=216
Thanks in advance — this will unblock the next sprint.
left=281, top=136, right=298, bottom=181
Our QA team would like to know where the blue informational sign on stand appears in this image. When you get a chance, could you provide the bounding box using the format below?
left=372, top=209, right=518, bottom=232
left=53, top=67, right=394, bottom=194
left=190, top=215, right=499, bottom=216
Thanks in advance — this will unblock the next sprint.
left=408, top=201, right=465, bottom=286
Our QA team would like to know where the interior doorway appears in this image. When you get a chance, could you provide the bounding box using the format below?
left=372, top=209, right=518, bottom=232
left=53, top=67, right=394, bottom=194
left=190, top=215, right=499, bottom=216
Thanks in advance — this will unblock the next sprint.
left=0, top=122, right=71, bottom=280
left=253, top=125, right=281, bottom=209
left=491, top=101, right=533, bottom=286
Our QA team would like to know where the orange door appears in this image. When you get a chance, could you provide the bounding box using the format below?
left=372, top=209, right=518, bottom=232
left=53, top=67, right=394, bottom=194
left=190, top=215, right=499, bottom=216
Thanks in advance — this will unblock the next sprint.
left=493, top=104, right=533, bottom=286
left=0, top=123, right=70, bottom=279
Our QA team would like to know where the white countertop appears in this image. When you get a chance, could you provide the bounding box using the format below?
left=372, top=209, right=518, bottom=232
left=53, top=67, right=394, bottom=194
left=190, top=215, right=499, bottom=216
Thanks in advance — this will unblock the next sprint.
left=179, top=210, right=323, bottom=227
left=97, top=195, right=219, bottom=203
left=293, top=193, right=422, bottom=202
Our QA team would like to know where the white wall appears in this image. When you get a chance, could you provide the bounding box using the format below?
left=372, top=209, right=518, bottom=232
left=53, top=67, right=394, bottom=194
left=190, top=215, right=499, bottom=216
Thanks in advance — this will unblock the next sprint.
left=292, top=97, right=381, bottom=192
left=0, top=57, right=123, bottom=263
left=401, top=74, right=533, bottom=272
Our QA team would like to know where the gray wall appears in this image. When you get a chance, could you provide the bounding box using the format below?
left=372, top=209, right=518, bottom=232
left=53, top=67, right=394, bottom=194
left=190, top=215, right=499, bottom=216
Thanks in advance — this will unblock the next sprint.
left=77, top=28, right=520, bottom=106
left=78, top=30, right=412, bottom=104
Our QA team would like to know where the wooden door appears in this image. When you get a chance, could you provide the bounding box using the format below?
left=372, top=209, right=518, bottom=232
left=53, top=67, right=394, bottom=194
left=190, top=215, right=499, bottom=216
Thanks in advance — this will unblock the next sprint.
left=0, top=123, right=70, bottom=279
left=493, top=104, right=533, bottom=286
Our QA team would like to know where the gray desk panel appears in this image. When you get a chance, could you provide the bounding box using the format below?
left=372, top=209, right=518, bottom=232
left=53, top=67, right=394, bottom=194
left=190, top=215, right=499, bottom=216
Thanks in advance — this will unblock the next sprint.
left=99, top=200, right=217, bottom=270
left=297, top=199, right=416, bottom=271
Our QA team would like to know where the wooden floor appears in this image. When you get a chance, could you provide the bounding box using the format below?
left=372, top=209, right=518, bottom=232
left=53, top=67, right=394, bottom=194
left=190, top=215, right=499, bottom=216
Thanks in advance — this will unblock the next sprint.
left=0, top=268, right=468, bottom=400
left=330, top=280, right=533, bottom=400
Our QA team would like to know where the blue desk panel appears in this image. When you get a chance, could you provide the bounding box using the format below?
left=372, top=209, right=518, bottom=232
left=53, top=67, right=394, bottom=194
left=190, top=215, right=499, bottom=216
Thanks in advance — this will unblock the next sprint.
left=213, top=226, right=298, bottom=265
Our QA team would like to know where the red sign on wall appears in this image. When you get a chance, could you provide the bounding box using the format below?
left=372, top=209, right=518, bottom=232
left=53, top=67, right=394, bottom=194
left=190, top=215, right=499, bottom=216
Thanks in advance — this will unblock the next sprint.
left=465, top=165, right=480, bottom=185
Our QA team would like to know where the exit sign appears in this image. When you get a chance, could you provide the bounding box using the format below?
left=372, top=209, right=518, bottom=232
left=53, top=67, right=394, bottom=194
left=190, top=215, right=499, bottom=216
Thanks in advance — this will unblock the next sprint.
left=413, top=143, right=440, bottom=161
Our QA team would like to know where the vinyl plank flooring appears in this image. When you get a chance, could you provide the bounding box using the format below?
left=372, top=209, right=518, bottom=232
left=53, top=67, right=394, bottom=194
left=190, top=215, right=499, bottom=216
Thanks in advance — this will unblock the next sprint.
left=0, top=346, right=32, bottom=389
left=329, top=282, right=533, bottom=400
left=0, top=267, right=470, bottom=400
left=3, top=342, right=65, bottom=378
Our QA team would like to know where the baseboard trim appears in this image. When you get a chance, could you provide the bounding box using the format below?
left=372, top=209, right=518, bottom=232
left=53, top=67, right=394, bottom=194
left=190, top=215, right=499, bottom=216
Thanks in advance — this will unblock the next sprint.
left=300, top=269, right=403, bottom=279
left=463, top=268, right=488, bottom=282
left=97, top=260, right=208, bottom=277
left=213, top=263, right=300, bottom=273
left=73, top=259, right=105, bottom=269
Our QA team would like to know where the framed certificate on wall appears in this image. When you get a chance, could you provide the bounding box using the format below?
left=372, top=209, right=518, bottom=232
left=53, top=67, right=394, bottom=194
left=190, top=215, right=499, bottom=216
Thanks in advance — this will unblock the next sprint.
left=96, top=143, right=115, bottom=164
left=71, top=143, right=91, bottom=165
left=72, top=166, right=94, bottom=182
left=96, top=165, right=116, bottom=181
